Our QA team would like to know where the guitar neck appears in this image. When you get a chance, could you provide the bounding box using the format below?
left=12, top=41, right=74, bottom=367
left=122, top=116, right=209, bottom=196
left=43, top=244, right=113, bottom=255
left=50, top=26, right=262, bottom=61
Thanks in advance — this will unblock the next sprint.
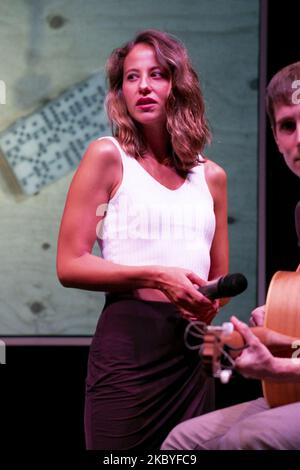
left=222, top=326, right=298, bottom=358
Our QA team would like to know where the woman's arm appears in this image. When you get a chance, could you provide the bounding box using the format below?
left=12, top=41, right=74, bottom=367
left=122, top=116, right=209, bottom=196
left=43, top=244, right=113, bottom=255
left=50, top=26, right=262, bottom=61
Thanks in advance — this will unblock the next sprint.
left=204, top=160, right=229, bottom=307
left=56, top=138, right=160, bottom=292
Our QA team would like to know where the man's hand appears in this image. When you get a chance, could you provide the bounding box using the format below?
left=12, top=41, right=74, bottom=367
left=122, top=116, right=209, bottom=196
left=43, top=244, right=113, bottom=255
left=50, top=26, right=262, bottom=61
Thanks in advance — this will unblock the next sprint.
left=249, top=304, right=265, bottom=326
left=231, top=316, right=275, bottom=380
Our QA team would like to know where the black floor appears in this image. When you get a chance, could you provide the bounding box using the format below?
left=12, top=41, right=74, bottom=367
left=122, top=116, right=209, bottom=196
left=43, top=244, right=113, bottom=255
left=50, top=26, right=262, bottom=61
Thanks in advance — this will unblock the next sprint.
left=3, top=345, right=261, bottom=450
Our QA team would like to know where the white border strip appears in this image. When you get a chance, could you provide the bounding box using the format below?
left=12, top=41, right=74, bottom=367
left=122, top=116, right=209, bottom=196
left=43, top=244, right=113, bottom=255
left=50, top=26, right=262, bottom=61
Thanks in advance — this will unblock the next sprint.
left=1, top=337, right=92, bottom=346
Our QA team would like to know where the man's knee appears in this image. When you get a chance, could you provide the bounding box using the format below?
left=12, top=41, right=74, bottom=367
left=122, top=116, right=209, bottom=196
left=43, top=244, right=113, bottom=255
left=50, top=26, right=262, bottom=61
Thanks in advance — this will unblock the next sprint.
left=161, top=423, right=187, bottom=450
left=219, top=420, right=272, bottom=450
left=161, top=419, right=209, bottom=450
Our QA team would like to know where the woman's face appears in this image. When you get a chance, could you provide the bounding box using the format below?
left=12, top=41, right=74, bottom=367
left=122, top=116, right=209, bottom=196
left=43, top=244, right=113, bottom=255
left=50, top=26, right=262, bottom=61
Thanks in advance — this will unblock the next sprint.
left=122, top=43, right=172, bottom=128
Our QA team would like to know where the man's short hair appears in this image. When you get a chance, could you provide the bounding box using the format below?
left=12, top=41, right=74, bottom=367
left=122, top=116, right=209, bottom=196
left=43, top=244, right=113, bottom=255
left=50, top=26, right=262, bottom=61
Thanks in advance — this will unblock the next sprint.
left=266, top=61, right=300, bottom=128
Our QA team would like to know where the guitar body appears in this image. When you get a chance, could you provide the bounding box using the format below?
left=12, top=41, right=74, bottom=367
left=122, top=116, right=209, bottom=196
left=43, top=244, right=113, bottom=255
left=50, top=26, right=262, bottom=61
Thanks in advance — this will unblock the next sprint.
left=263, top=268, right=300, bottom=407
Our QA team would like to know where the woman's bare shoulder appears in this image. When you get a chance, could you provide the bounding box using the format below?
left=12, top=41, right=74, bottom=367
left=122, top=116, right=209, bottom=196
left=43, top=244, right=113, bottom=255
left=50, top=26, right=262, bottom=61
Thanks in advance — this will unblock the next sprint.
left=69, top=137, right=122, bottom=198
left=82, top=137, right=122, bottom=168
left=203, top=158, right=227, bottom=185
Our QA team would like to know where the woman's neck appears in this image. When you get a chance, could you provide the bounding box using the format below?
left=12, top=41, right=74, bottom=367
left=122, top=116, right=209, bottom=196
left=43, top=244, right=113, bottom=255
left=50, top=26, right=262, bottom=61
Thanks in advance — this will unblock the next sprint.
left=140, top=125, right=171, bottom=164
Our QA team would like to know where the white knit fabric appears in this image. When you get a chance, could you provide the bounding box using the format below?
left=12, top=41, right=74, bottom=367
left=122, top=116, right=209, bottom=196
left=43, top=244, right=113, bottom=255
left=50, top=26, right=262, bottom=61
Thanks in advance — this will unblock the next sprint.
left=97, top=137, right=215, bottom=280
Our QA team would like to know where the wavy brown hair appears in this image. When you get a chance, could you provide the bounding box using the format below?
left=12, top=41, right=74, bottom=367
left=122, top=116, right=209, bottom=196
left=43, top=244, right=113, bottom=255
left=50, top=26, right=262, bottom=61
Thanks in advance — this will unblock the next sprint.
left=105, top=29, right=211, bottom=175
left=266, top=61, right=300, bottom=129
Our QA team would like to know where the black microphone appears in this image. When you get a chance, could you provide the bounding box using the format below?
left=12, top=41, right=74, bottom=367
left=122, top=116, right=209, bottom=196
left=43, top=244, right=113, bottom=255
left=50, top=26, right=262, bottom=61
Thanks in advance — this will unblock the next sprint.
left=198, top=273, right=248, bottom=300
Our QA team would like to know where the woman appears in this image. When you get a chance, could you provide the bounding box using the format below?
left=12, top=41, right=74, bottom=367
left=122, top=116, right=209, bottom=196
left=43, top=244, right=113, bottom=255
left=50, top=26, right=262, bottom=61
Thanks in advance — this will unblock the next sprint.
left=56, top=29, right=228, bottom=450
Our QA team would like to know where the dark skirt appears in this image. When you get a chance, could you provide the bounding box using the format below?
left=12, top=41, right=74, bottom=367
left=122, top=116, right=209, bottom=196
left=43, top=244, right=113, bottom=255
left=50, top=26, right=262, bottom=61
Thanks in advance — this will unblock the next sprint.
left=84, top=295, right=215, bottom=450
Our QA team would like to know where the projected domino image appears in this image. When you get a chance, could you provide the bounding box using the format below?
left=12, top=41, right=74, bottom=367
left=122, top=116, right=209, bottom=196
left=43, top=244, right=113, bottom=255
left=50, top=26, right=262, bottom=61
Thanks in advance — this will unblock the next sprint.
left=0, top=72, right=110, bottom=195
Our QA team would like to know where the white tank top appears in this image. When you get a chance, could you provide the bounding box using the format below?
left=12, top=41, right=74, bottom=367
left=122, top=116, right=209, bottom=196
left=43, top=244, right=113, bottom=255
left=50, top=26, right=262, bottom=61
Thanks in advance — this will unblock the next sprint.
left=98, top=137, right=216, bottom=280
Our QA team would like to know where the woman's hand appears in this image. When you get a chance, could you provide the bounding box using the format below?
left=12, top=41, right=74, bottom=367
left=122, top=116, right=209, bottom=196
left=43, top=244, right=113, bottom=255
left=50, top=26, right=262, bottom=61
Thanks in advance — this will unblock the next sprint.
left=157, top=266, right=219, bottom=323
left=231, top=316, right=275, bottom=380
left=249, top=304, right=265, bottom=326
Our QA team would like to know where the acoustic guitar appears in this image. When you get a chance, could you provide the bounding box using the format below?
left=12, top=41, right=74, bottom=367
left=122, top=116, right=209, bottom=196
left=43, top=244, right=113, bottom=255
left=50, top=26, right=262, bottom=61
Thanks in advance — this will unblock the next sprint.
left=263, top=267, right=300, bottom=407
left=193, top=268, right=300, bottom=408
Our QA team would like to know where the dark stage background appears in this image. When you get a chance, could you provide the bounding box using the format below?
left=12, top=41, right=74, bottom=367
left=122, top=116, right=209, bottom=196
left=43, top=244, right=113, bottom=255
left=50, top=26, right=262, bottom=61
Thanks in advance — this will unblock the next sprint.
left=265, top=2, right=300, bottom=280
left=3, top=0, right=300, bottom=454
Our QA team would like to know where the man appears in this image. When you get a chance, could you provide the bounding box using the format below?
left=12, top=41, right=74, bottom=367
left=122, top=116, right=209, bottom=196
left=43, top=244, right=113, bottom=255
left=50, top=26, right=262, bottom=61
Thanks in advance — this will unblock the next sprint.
left=161, top=62, right=300, bottom=450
